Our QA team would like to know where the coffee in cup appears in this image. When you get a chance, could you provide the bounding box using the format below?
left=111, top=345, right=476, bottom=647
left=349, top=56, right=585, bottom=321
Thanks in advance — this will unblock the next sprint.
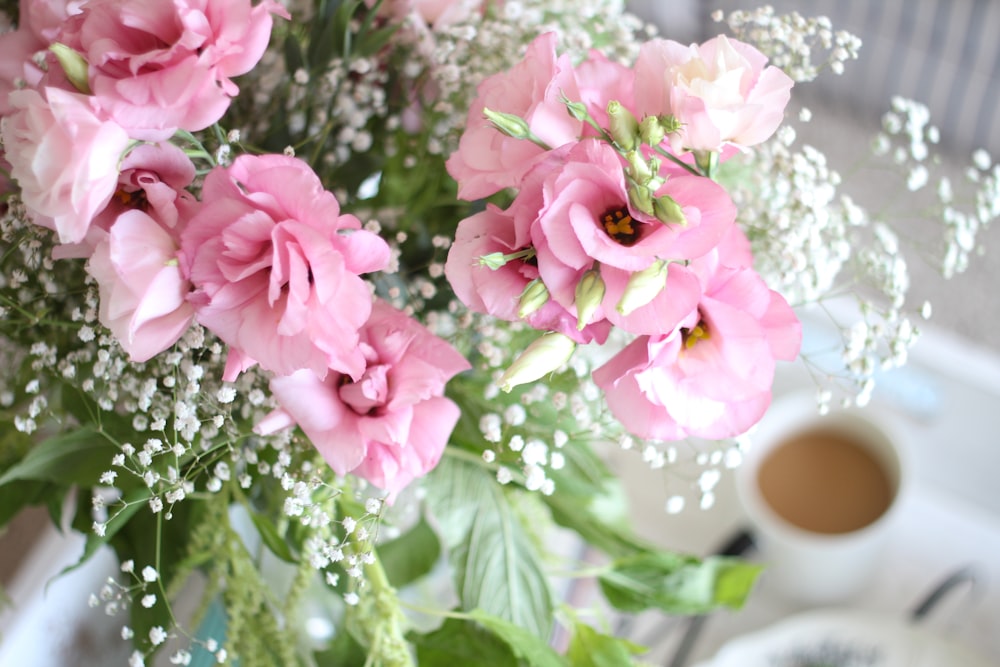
left=735, top=392, right=909, bottom=604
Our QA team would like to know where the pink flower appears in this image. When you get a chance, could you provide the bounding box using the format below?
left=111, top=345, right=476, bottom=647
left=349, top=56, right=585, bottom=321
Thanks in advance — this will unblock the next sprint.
left=445, top=32, right=583, bottom=200
left=444, top=202, right=611, bottom=344
left=593, top=260, right=801, bottom=440
left=56, top=0, right=288, bottom=140
left=0, top=31, right=45, bottom=117
left=574, top=48, right=635, bottom=133
left=21, top=0, right=86, bottom=43
left=53, top=141, right=198, bottom=259
left=524, top=140, right=734, bottom=335
left=0, top=86, right=130, bottom=244
left=86, top=208, right=194, bottom=362
left=181, top=154, right=390, bottom=382
left=0, top=1, right=85, bottom=115
left=634, top=35, right=793, bottom=154
left=255, top=300, right=471, bottom=500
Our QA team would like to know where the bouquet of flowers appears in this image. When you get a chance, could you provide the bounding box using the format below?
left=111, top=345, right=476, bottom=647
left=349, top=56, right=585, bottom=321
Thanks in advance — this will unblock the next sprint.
left=0, top=0, right=996, bottom=665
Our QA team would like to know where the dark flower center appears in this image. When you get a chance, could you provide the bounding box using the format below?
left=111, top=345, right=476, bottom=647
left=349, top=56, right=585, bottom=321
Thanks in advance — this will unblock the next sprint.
left=601, top=207, right=640, bottom=246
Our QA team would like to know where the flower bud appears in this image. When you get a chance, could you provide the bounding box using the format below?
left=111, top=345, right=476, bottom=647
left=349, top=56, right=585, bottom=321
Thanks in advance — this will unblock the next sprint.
left=574, top=269, right=605, bottom=330
left=478, top=252, right=508, bottom=270
left=498, top=333, right=576, bottom=393
left=625, top=150, right=652, bottom=184
left=616, top=260, right=669, bottom=315
left=659, top=114, right=682, bottom=134
left=653, top=194, right=687, bottom=225
left=483, top=107, right=532, bottom=140
left=518, top=280, right=550, bottom=319
left=50, top=43, right=91, bottom=95
left=607, top=101, right=639, bottom=151
left=638, top=115, right=665, bottom=146
left=562, top=98, right=589, bottom=123
left=628, top=183, right=654, bottom=216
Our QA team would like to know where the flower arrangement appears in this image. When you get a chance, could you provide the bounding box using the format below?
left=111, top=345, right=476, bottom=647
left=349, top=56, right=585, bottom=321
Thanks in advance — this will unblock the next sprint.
left=0, top=1, right=996, bottom=666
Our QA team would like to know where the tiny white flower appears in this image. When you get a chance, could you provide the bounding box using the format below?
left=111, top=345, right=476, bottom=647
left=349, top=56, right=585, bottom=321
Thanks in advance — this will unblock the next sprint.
left=149, top=625, right=167, bottom=646
left=141, top=594, right=156, bottom=608
left=142, top=566, right=159, bottom=583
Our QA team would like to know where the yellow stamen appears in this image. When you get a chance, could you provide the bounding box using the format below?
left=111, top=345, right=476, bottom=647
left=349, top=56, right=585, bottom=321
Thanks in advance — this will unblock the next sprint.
left=684, top=323, right=709, bottom=349
left=601, top=207, right=639, bottom=245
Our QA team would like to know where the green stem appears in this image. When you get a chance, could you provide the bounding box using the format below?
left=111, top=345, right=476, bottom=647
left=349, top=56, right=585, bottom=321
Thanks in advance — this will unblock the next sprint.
left=653, top=145, right=705, bottom=178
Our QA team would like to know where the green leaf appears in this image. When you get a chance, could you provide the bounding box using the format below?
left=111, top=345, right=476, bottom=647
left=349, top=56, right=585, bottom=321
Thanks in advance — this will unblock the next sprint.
left=248, top=510, right=297, bottom=564
left=468, top=609, right=567, bottom=667
left=412, top=617, right=519, bottom=667
left=0, top=478, right=51, bottom=529
left=0, top=425, right=116, bottom=488
left=61, top=486, right=151, bottom=578
left=566, top=622, right=646, bottom=667
left=542, top=441, right=647, bottom=558
left=377, top=515, right=441, bottom=588
left=598, top=551, right=762, bottom=615
left=425, top=457, right=555, bottom=639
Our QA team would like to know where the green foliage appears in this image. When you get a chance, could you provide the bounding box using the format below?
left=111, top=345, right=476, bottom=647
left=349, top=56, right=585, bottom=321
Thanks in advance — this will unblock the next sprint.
left=598, top=551, right=762, bottom=615
left=377, top=515, right=442, bottom=588
left=413, top=616, right=521, bottom=667
left=566, top=622, right=647, bottom=667
left=424, top=456, right=556, bottom=640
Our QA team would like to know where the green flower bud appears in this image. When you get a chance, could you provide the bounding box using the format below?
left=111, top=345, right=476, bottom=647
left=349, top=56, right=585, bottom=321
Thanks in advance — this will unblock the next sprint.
left=518, top=280, right=550, bottom=319
left=625, top=150, right=652, bottom=185
left=638, top=115, right=665, bottom=146
left=574, top=269, right=605, bottom=330
left=50, top=43, right=91, bottom=95
left=562, top=98, right=589, bottom=123
left=628, top=184, right=654, bottom=216
left=483, top=107, right=532, bottom=140
left=607, top=100, right=639, bottom=151
left=616, top=259, right=669, bottom=315
left=498, top=332, right=576, bottom=393
left=478, top=252, right=508, bottom=270
left=659, top=114, right=683, bottom=134
left=653, top=194, right=687, bottom=225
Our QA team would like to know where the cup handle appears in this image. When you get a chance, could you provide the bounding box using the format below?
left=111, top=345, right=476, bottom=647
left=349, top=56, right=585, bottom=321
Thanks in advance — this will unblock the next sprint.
left=909, top=565, right=982, bottom=622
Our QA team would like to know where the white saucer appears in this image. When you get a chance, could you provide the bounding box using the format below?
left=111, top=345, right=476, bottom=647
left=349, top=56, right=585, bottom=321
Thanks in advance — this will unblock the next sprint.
left=692, top=608, right=991, bottom=667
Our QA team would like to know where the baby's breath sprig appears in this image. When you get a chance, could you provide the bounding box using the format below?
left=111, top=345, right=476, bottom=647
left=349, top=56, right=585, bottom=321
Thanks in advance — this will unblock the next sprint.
left=715, top=6, right=862, bottom=82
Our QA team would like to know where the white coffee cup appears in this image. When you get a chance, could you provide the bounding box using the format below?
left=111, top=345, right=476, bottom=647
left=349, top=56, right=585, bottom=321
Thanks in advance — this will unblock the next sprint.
left=735, top=392, right=910, bottom=605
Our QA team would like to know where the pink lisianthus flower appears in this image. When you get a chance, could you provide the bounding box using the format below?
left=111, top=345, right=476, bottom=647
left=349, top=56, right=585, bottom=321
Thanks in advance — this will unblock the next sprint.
left=55, top=141, right=198, bottom=259
left=523, top=140, right=734, bottom=335
left=593, top=259, right=802, bottom=440
left=255, top=300, right=471, bottom=500
left=444, top=203, right=611, bottom=344
left=0, top=1, right=84, bottom=115
left=86, top=208, right=194, bottom=362
left=634, top=35, right=793, bottom=155
left=181, top=154, right=390, bottom=382
left=0, top=86, right=130, bottom=244
left=574, top=48, right=635, bottom=133
left=97, top=141, right=196, bottom=231
left=445, top=31, right=583, bottom=201
left=0, top=31, right=45, bottom=117
left=56, top=0, right=288, bottom=140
